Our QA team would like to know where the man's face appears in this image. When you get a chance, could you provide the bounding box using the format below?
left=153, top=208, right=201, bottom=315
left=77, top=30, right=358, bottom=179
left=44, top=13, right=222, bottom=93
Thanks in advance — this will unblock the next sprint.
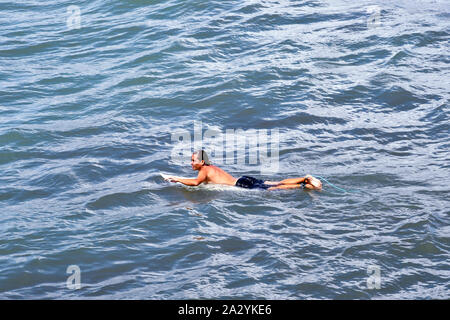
left=191, top=153, right=203, bottom=171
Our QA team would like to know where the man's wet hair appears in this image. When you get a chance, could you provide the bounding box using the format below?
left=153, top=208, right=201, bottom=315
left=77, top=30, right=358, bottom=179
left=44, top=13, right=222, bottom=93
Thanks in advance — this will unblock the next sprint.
left=194, top=150, right=211, bottom=166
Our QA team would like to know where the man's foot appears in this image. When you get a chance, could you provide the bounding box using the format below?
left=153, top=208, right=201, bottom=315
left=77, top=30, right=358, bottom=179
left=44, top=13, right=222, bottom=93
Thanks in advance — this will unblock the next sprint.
left=305, top=175, right=322, bottom=190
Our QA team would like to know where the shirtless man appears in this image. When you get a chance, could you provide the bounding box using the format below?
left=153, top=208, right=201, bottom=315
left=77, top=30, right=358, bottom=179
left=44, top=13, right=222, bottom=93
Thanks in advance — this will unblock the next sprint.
left=165, top=150, right=322, bottom=191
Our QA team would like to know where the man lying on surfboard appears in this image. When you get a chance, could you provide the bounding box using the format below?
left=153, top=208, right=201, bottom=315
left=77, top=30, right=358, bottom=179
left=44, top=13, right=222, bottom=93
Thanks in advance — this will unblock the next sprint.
left=164, top=150, right=322, bottom=191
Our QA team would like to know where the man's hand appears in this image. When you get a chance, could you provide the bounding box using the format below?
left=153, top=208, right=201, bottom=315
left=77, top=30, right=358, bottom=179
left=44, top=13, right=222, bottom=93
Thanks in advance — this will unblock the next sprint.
left=164, top=176, right=179, bottom=183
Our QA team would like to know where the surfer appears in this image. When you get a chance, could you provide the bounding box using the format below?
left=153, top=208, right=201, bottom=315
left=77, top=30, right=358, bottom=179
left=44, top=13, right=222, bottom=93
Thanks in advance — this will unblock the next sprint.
left=164, top=150, right=322, bottom=190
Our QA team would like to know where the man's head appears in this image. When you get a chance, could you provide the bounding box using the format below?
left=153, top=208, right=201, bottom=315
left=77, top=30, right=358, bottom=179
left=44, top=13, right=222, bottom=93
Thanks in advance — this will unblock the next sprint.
left=191, top=150, right=211, bottom=170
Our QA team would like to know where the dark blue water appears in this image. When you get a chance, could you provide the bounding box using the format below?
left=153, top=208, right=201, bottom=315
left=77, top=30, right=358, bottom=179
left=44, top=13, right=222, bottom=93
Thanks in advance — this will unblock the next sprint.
left=0, top=0, right=449, bottom=299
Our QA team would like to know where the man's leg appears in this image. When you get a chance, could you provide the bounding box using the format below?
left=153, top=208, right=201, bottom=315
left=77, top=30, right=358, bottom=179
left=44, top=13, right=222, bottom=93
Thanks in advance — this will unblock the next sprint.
left=266, top=175, right=322, bottom=190
left=263, top=177, right=307, bottom=185
left=268, top=182, right=319, bottom=191
left=279, top=177, right=307, bottom=185
left=267, top=184, right=303, bottom=191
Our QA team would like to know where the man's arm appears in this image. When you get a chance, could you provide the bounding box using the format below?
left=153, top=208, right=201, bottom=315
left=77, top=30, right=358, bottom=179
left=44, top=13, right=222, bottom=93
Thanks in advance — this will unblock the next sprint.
left=169, top=169, right=207, bottom=186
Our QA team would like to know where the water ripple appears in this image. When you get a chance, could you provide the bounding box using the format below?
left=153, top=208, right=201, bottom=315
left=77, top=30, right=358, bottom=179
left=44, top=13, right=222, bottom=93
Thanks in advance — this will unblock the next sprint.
left=0, top=0, right=448, bottom=299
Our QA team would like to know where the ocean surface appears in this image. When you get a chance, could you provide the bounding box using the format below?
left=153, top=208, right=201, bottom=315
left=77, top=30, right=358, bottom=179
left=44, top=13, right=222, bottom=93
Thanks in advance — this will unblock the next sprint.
left=0, top=0, right=449, bottom=299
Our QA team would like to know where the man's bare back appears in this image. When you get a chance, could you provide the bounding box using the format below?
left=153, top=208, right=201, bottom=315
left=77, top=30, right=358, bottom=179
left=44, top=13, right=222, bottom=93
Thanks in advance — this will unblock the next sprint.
left=200, top=165, right=238, bottom=186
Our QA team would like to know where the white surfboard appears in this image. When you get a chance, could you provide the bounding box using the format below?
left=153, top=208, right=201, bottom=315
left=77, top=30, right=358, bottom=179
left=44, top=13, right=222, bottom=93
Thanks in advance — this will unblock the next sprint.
left=160, top=172, right=193, bottom=181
